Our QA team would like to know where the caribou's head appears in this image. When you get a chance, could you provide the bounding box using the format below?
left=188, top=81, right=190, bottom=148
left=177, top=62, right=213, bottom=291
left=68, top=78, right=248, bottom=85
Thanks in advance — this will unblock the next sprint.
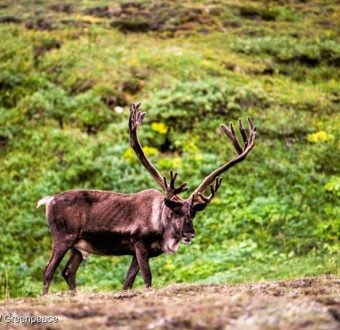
left=160, top=195, right=196, bottom=253
left=129, top=103, right=256, bottom=251
left=160, top=172, right=221, bottom=252
left=164, top=195, right=195, bottom=245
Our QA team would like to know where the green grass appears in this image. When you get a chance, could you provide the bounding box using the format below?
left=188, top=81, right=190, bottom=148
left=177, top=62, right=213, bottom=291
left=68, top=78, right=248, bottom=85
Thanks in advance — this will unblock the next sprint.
left=0, top=0, right=339, bottom=298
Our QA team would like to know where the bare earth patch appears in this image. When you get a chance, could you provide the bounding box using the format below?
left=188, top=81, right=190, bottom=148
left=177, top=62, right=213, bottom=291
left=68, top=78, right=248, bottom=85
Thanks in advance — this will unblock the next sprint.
left=0, top=276, right=339, bottom=329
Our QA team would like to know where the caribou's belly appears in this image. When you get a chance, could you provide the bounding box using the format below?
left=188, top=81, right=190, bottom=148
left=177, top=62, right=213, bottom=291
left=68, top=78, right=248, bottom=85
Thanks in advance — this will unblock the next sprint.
left=74, top=233, right=135, bottom=256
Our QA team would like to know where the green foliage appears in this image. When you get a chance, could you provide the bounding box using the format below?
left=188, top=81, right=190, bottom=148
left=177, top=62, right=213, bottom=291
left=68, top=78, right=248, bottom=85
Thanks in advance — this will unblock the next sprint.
left=233, top=37, right=340, bottom=67
left=72, top=91, right=114, bottom=133
left=18, top=83, right=72, bottom=127
left=144, top=79, right=269, bottom=133
left=0, top=0, right=339, bottom=299
left=324, top=176, right=340, bottom=196
left=237, top=4, right=302, bottom=22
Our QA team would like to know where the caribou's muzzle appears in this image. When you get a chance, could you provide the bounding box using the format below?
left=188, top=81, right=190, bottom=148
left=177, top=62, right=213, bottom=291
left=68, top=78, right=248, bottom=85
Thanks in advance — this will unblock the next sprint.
left=181, top=232, right=195, bottom=244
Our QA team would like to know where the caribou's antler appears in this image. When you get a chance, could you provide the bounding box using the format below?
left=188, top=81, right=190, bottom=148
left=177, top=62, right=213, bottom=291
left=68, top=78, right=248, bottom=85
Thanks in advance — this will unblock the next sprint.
left=163, top=170, right=188, bottom=199
left=198, top=177, right=222, bottom=203
left=191, top=117, right=256, bottom=205
left=129, top=103, right=187, bottom=198
left=129, top=103, right=164, bottom=189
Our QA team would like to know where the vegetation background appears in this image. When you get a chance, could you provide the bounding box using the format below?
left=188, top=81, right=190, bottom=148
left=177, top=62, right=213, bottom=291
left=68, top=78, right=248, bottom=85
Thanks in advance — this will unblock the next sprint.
left=0, top=0, right=338, bottom=299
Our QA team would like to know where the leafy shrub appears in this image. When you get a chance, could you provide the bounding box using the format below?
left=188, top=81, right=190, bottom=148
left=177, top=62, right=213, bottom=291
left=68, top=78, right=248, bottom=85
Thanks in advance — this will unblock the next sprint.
left=17, top=83, right=72, bottom=128
left=324, top=176, right=340, bottom=197
left=72, top=90, right=114, bottom=134
left=238, top=5, right=276, bottom=21
left=144, top=79, right=269, bottom=132
left=16, top=85, right=115, bottom=133
left=0, top=71, right=24, bottom=108
left=233, top=37, right=340, bottom=67
left=141, top=79, right=269, bottom=152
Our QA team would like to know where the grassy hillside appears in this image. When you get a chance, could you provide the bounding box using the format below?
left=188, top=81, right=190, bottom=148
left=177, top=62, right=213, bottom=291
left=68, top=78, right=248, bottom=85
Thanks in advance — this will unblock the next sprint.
left=0, top=0, right=339, bottom=298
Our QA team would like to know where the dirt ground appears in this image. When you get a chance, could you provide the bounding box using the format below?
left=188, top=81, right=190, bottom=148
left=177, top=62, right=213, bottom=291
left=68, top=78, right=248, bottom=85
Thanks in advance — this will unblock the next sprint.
left=0, top=276, right=339, bottom=329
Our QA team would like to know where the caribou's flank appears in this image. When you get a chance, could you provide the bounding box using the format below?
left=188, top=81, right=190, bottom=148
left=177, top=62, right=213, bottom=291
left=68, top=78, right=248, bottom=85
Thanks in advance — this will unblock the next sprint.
left=37, top=103, right=256, bottom=295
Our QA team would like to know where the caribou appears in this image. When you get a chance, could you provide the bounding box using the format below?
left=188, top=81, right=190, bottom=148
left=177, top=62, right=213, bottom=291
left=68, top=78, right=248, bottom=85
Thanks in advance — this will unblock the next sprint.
left=37, top=103, right=256, bottom=295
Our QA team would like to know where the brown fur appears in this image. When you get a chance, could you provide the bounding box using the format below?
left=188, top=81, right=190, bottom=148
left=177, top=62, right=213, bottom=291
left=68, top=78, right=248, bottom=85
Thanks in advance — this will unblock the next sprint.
left=38, top=188, right=195, bottom=294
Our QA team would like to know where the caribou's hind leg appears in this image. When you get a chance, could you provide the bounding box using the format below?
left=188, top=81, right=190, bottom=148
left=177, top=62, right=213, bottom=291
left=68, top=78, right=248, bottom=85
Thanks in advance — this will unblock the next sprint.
left=62, top=248, right=83, bottom=291
left=123, top=255, right=139, bottom=290
left=43, top=241, right=71, bottom=295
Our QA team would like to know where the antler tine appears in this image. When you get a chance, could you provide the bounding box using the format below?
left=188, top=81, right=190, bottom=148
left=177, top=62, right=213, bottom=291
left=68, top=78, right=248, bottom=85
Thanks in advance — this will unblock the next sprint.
left=246, top=117, right=256, bottom=152
left=198, top=177, right=222, bottom=203
left=221, top=122, right=243, bottom=154
left=223, top=117, right=257, bottom=154
left=163, top=175, right=169, bottom=190
left=170, top=170, right=177, bottom=188
left=175, top=183, right=188, bottom=195
left=238, top=118, right=248, bottom=147
left=164, top=170, right=188, bottom=198
left=129, top=103, right=146, bottom=131
left=248, top=116, right=255, bottom=129
left=191, top=117, right=256, bottom=201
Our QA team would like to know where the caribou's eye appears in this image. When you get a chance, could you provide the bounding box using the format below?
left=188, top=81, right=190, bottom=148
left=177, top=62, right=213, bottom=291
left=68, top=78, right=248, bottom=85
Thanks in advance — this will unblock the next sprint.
left=173, top=212, right=182, bottom=218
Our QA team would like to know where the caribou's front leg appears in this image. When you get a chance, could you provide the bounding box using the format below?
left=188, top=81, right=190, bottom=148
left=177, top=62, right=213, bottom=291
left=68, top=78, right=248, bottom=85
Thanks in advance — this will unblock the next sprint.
left=123, top=255, right=139, bottom=290
left=134, top=242, right=152, bottom=288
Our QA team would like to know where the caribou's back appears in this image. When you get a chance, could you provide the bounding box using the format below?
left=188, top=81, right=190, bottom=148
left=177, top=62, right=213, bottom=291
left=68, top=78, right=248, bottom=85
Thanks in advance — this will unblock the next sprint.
left=44, top=189, right=164, bottom=236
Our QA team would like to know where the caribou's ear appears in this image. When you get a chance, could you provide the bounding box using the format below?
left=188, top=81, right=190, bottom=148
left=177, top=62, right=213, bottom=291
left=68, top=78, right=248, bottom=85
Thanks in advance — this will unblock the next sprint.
left=192, top=202, right=208, bottom=212
left=189, top=196, right=208, bottom=213
left=164, top=198, right=183, bottom=211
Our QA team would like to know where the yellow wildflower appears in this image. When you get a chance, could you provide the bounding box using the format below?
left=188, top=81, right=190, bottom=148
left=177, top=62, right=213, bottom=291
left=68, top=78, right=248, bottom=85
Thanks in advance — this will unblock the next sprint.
left=123, top=146, right=158, bottom=163
left=143, top=146, right=159, bottom=157
left=151, top=122, right=168, bottom=134
left=307, top=131, right=334, bottom=143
